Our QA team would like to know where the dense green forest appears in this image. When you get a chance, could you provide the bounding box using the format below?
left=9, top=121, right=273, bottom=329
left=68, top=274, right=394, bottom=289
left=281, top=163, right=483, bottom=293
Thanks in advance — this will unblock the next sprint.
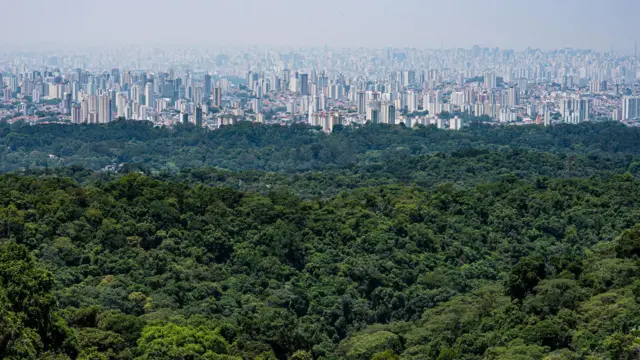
left=2, top=120, right=640, bottom=173
left=2, top=121, right=640, bottom=359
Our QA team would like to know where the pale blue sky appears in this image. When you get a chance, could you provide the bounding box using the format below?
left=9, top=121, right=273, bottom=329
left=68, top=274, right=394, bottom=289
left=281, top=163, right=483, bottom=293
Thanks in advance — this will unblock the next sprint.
left=2, top=0, right=638, bottom=51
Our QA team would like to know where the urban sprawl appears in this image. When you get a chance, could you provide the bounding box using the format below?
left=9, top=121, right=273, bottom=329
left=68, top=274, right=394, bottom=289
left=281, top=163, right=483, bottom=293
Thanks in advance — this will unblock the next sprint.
left=2, top=46, right=640, bottom=131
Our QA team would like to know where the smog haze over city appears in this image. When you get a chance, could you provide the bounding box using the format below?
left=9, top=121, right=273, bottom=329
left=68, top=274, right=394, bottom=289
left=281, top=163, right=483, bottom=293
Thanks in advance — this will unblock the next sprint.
left=2, top=0, right=639, bottom=50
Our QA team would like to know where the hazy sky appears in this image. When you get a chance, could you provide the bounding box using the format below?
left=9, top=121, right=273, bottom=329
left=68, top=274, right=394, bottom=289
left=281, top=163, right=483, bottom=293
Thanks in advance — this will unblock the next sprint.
left=2, top=0, right=638, bottom=51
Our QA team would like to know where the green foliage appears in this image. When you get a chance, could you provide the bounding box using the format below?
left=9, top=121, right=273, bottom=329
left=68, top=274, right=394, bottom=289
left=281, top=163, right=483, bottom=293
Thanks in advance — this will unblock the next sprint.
left=3, top=122, right=640, bottom=359
left=485, top=339, right=547, bottom=360
left=506, top=255, right=547, bottom=300
left=135, top=323, right=237, bottom=360
left=336, top=331, right=402, bottom=360
left=370, top=350, right=399, bottom=359
left=0, top=121, right=639, bottom=174
left=615, top=223, right=640, bottom=258
left=0, top=242, right=77, bottom=359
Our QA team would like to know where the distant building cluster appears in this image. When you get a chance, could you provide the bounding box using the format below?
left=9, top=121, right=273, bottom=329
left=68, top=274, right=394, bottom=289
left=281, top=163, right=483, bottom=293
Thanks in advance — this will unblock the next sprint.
left=1, top=45, right=640, bottom=128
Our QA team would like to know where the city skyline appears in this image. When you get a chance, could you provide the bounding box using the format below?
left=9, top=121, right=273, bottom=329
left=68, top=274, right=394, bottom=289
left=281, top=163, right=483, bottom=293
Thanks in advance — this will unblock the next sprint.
left=2, top=0, right=640, bottom=51
left=2, top=43, right=639, bottom=129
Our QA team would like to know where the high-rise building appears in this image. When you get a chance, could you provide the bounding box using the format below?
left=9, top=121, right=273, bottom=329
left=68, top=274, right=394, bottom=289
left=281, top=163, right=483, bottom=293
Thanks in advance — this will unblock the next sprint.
left=63, top=92, right=72, bottom=114
left=450, top=92, right=465, bottom=106
left=575, top=99, right=590, bottom=123
left=193, top=86, right=203, bottom=105
left=116, top=93, right=127, bottom=118
left=4, top=87, right=12, bottom=102
left=388, top=104, right=396, bottom=125
left=366, top=101, right=381, bottom=123
left=561, top=98, right=590, bottom=124
left=622, top=96, right=640, bottom=120
left=71, top=81, right=79, bottom=101
left=204, top=74, right=212, bottom=98
left=484, top=72, right=497, bottom=89
left=88, top=94, right=98, bottom=114
left=246, top=71, right=257, bottom=91
left=612, top=109, right=621, bottom=121
left=32, top=89, right=41, bottom=103
left=130, top=84, right=141, bottom=104
left=357, top=91, right=366, bottom=114
left=156, top=98, right=168, bottom=113
left=252, top=98, right=263, bottom=114
left=289, top=78, right=298, bottom=93
left=144, top=83, right=154, bottom=108
left=402, top=70, right=416, bottom=86
left=71, top=106, right=82, bottom=124
left=21, top=79, right=33, bottom=96
left=506, top=87, right=519, bottom=107
left=212, top=87, right=222, bottom=107
left=89, top=112, right=98, bottom=124
left=98, top=93, right=112, bottom=123
left=87, top=77, right=96, bottom=96
left=380, top=101, right=396, bottom=125
left=407, top=91, right=417, bottom=112
left=299, top=73, right=309, bottom=96
left=195, top=104, right=203, bottom=128
left=449, top=117, right=462, bottom=130
left=80, top=97, right=89, bottom=123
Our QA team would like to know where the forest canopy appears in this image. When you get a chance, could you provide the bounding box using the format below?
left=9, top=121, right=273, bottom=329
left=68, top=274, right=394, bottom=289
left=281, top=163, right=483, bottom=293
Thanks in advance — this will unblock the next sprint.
left=1, top=121, right=640, bottom=359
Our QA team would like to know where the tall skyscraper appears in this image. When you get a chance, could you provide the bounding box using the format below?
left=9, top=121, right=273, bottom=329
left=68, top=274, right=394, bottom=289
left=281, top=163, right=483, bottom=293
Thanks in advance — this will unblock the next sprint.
left=247, top=71, right=255, bottom=91
left=506, top=87, right=519, bottom=107
left=88, top=95, right=98, bottom=114
left=80, top=97, right=89, bottom=123
left=193, top=86, right=203, bottom=105
left=71, top=81, right=79, bottom=101
left=252, top=98, right=263, bottom=114
left=195, top=104, right=203, bottom=128
left=484, top=72, right=497, bottom=89
left=116, top=93, right=127, bottom=118
left=366, top=101, right=381, bottom=123
left=300, top=73, right=309, bottom=96
left=561, top=98, right=590, bottom=124
left=87, top=77, right=96, bottom=96
left=63, top=92, right=72, bottom=114
left=357, top=91, right=366, bottom=114
left=212, top=87, right=222, bottom=107
left=388, top=104, right=396, bottom=125
left=144, top=83, right=154, bottom=108
left=407, top=91, right=418, bottom=112
left=204, top=74, right=212, bottom=99
left=98, top=93, right=112, bottom=123
left=71, top=106, right=82, bottom=124
left=402, top=70, right=416, bottom=86
left=622, top=96, right=640, bottom=120
left=380, top=101, right=396, bottom=125
left=32, top=89, right=41, bottom=103
left=130, top=85, right=141, bottom=104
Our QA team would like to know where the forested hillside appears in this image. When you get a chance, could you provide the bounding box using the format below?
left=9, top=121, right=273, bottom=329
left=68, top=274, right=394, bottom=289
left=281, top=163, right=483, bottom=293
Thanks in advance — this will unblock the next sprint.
left=1, top=122, right=640, bottom=359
